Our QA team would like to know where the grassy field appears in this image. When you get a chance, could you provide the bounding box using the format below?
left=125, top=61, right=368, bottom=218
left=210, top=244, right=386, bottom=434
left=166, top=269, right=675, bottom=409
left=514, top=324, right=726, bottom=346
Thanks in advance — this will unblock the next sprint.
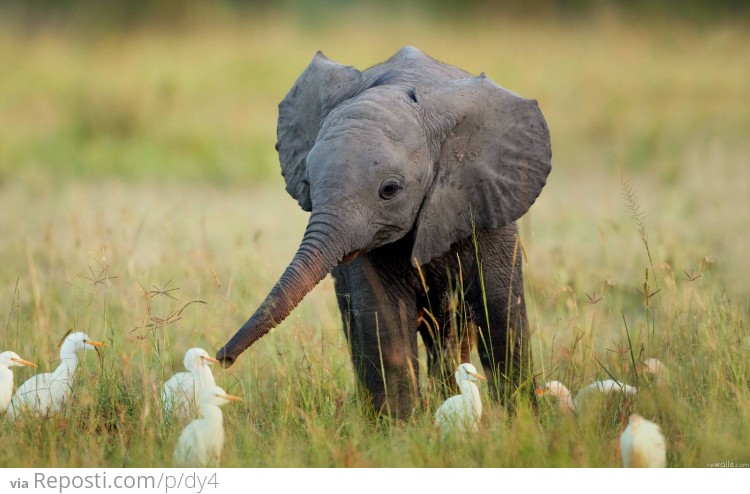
left=0, top=11, right=749, bottom=467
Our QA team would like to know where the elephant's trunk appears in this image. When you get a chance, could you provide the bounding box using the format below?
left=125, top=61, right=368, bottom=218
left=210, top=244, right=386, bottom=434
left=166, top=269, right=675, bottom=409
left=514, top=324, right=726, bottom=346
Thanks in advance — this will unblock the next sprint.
left=216, top=212, right=349, bottom=367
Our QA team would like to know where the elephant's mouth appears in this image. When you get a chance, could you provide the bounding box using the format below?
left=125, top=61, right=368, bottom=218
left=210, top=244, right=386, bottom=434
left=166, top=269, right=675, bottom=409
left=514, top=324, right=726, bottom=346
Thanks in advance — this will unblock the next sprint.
left=339, top=249, right=363, bottom=265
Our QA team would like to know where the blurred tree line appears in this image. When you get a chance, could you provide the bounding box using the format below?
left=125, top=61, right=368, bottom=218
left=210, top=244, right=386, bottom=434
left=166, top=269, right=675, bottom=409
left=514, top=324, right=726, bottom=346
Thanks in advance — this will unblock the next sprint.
left=1, top=0, right=747, bottom=29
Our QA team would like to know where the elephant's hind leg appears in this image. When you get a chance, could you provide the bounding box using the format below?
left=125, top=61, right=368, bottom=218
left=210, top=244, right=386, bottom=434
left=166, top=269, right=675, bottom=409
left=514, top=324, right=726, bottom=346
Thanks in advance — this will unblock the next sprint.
left=418, top=286, right=474, bottom=394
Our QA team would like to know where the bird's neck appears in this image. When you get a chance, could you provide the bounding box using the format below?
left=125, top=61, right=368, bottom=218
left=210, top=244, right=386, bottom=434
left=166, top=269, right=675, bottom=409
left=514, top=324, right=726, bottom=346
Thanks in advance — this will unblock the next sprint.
left=0, top=366, right=13, bottom=411
left=54, top=352, right=79, bottom=380
left=200, top=404, right=224, bottom=427
left=459, top=381, right=482, bottom=412
left=193, top=366, right=215, bottom=387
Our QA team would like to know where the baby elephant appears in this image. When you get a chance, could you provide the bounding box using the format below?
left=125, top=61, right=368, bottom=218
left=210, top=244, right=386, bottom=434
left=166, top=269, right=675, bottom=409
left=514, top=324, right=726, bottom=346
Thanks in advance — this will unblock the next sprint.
left=218, top=46, right=551, bottom=418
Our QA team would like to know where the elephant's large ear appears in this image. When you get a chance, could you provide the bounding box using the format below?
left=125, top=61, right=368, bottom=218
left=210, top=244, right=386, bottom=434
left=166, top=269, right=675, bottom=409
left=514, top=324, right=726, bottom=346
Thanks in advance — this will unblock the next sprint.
left=411, top=75, right=551, bottom=266
left=277, top=52, right=363, bottom=211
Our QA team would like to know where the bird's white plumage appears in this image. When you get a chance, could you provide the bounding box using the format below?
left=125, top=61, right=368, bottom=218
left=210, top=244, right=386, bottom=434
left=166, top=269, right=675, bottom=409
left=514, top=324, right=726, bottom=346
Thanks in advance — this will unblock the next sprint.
left=0, top=351, right=36, bottom=412
left=435, top=363, right=485, bottom=438
left=576, top=379, right=638, bottom=402
left=537, top=378, right=638, bottom=413
left=620, top=414, right=667, bottom=467
left=536, top=380, right=576, bottom=412
left=162, top=348, right=218, bottom=419
left=6, top=332, right=103, bottom=418
left=173, top=385, right=242, bottom=467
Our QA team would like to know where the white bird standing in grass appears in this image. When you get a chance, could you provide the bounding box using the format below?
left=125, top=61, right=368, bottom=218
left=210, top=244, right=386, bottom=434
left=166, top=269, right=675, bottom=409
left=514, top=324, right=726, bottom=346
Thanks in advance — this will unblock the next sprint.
left=173, top=385, right=242, bottom=467
left=537, top=378, right=638, bottom=413
left=6, top=332, right=104, bottom=418
left=620, top=413, right=667, bottom=467
left=162, top=348, right=219, bottom=419
left=435, top=363, right=486, bottom=438
left=0, top=351, right=37, bottom=412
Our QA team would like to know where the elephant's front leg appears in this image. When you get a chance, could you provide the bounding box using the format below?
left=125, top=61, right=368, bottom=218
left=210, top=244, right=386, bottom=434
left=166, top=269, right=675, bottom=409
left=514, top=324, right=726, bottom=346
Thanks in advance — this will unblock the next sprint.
left=333, top=261, right=420, bottom=420
left=349, top=306, right=420, bottom=419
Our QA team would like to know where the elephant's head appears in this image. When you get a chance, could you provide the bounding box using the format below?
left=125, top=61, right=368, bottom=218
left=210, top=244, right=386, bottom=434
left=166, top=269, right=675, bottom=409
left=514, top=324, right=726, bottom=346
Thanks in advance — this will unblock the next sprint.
left=217, top=47, right=551, bottom=367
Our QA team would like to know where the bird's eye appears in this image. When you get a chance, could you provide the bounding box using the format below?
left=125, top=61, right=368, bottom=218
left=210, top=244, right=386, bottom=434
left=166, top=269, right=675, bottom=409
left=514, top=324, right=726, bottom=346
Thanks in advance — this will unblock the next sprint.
left=379, top=178, right=403, bottom=200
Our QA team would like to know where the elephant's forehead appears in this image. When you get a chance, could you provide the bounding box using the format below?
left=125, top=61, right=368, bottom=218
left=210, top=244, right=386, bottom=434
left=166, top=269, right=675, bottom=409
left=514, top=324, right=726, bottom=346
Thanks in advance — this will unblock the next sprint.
left=308, top=134, right=396, bottom=170
left=319, top=88, right=424, bottom=144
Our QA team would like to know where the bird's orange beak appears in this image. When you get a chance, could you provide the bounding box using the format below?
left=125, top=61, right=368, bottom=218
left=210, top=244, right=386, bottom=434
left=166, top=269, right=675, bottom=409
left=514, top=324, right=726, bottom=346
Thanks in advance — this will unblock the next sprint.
left=84, top=339, right=106, bottom=348
left=219, top=394, right=243, bottom=403
left=470, top=372, right=487, bottom=382
left=11, top=357, right=37, bottom=368
left=535, top=387, right=546, bottom=397
left=201, top=356, right=220, bottom=364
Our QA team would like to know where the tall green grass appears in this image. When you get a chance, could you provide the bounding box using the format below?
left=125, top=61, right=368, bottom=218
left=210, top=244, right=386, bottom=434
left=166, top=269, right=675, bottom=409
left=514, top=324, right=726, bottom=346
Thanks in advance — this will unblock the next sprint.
left=0, top=174, right=747, bottom=466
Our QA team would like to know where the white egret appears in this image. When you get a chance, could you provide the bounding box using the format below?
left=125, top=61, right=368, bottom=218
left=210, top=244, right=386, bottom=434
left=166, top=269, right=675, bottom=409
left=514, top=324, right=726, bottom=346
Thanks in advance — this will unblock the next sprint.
left=0, top=351, right=37, bottom=412
left=173, top=385, right=242, bottom=467
left=536, top=380, right=576, bottom=413
left=7, top=332, right=104, bottom=418
left=537, top=378, right=638, bottom=413
left=620, top=413, right=667, bottom=467
left=435, top=363, right=486, bottom=438
left=162, top=348, right=219, bottom=419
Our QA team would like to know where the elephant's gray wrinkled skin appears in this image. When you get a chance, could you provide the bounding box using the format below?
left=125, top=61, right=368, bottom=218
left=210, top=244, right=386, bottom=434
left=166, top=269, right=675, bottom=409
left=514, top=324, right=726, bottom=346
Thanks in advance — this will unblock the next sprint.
left=217, top=47, right=551, bottom=419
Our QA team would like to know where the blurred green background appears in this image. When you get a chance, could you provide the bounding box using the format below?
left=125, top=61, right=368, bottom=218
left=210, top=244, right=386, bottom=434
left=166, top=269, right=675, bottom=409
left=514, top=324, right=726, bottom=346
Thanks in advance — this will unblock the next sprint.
left=1, top=0, right=748, bottom=184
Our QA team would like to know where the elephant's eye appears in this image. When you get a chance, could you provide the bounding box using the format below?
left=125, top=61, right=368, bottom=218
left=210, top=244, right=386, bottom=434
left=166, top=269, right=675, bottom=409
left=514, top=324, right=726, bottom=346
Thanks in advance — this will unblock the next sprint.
left=379, top=178, right=403, bottom=200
